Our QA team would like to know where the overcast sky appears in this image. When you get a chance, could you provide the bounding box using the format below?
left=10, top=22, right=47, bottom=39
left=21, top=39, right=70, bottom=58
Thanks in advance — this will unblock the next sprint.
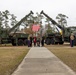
left=0, top=0, right=76, bottom=26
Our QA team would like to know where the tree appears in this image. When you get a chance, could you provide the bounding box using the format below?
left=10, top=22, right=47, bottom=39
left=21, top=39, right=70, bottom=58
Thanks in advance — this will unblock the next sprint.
left=0, top=11, right=4, bottom=29
left=0, top=11, right=4, bottom=44
left=45, top=17, right=55, bottom=35
left=46, top=24, right=52, bottom=34
left=2, top=10, right=10, bottom=29
left=10, top=14, right=17, bottom=27
left=24, top=26, right=34, bottom=35
left=36, top=12, right=43, bottom=24
left=56, top=13, right=68, bottom=27
left=56, top=13, right=68, bottom=37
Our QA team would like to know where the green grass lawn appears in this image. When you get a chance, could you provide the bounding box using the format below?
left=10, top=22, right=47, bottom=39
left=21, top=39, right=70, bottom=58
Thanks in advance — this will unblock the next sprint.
left=0, top=46, right=30, bottom=75
left=46, top=44, right=76, bottom=72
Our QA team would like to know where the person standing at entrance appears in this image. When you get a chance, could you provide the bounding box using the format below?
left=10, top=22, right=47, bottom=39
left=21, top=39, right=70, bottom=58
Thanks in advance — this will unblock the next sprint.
left=41, top=37, right=45, bottom=46
left=37, top=37, right=40, bottom=47
left=30, top=36, right=33, bottom=47
left=70, top=33, right=75, bottom=47
left=33, top=37, right=36, bottom=46
left=28, top=38, right=31, bottom=47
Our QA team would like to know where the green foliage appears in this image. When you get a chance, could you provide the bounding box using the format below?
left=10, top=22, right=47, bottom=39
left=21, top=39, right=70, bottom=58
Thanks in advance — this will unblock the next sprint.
left=10, top=14, right=17, bottom=27
left=56, top=13, right=68, bottom=27
left=46, top=24, right=52, bottom=34
left=46, top=29, right=52, bottom=34
left=0, top=10, right=18, bottom=38
left=0, top=10, right=17, bottom=29
left=0, top=29, right=9, bottom=38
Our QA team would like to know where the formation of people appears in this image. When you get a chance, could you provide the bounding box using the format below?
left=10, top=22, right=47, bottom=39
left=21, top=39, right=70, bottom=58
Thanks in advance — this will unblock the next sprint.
left=27, top=36, right=45, bottom=47
left=27, top=33, right=75, bottom=47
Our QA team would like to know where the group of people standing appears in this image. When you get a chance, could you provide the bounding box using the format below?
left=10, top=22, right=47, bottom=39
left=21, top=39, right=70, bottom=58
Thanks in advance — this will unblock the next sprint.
left=27, top=33, right=75, bottom=47
left=28, top=36, right=45, bottom=47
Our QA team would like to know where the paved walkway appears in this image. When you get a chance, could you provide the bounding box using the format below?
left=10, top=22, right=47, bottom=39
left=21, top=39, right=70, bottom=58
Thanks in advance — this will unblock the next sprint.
left=12, top=47, right=76, bottom=75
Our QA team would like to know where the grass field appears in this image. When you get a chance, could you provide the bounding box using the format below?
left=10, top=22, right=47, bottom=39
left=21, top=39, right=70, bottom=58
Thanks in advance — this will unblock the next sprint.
left=0, top=46, right=30, bottom=75
left=45, top=43, right=76, bottom=72
left=0, top=43, right=76, bottom=75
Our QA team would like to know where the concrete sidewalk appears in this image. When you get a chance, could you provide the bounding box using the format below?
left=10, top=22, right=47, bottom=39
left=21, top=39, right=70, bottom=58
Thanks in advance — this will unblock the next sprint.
left=12, top=47, right=76, bottom=75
